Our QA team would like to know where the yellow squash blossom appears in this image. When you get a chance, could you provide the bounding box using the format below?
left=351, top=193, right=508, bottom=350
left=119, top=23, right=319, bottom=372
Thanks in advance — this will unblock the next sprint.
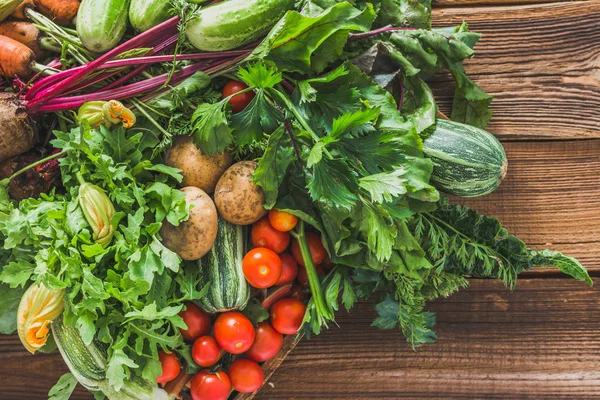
left=17, top=283, right=66, bottom=354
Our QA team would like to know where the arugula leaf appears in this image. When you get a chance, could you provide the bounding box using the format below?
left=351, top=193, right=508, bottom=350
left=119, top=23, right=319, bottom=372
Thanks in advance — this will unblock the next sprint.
left=253, top=2, right=375, bottom=74
left=0, top=283, right=25, bottom=334
left=48, top=373, right=78, bottom=400
left=190, top=100, right=233, bottom=154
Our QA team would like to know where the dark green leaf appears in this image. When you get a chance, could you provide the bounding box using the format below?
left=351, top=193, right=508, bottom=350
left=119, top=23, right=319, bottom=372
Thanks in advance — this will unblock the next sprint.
left=190, top=100, right=233, bottom=154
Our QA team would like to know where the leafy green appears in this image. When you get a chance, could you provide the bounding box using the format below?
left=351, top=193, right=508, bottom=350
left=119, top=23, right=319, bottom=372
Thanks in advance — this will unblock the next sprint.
left=0, top=283, right=25, bottom=334
left=529, top=250, right=592, bottom=286
left=48, top=373, right=78, bottom=400
left=252, top=2, right=375, bottom=74
left=190, top=99, right=233, bottom=154
left=0, top=124, right=201, bottom=389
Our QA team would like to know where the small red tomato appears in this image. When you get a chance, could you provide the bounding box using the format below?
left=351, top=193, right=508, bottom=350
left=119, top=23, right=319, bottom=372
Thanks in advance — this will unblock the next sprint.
left=270, top=298, right=306, bottom=335
left=296, top=263, right=325, bottom=288
left=246, top=322, right=283, bottom=362
left=222, top=80, right=255, bottom=113
left=228, top=359, right=264, bottom=393
left=289, top=284, right=308, bottom=301
left=213, top=311, right=255, bottom=354
left=179, top=302, right=212, bottom=342
left=251, top=217, right=290, bottom=253
left=291, top=232, right=327, bottom=267
left=275, top=253, right=298, bottom=286
left=190, top=371, right=231, bottom=400
left=242, top=247, right=282, bottom=289
left=156, top=350, right=180, bottom=384
left=192, top=336, right=221, bottom=367
left=268, top=209, right=299, bottom=232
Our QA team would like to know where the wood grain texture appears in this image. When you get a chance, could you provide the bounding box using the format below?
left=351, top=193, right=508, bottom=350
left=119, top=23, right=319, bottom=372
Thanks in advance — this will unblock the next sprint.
left=432, top=0, right=586, bottom=7
left=430, top=1, right=600, bottom=139
left=454, top=139, right=600, bottom=272
left=256, top=278, right=600, bottom=400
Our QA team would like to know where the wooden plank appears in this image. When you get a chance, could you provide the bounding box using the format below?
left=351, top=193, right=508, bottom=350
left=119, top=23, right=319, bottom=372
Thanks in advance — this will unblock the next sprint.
left=433, top=0, right=586, bottom=7
left=256, top=278, right=600, bottom=400
left=453, top=140, right=600, bottom=272
left=429, top=1, right=600, bottom=139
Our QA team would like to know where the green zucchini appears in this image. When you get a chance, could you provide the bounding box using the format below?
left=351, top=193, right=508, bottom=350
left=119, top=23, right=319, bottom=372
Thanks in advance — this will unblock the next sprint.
left=185, top=0, right=295, bottom=51
left=423, top=119, right=508, bottom=198
left=52, top=315, right=170, bottom=400
left=129, top=0, right=172, bottom=32
left=77, top=0, right=130, bottom=52
left=197, top=218, right=251, bottom=313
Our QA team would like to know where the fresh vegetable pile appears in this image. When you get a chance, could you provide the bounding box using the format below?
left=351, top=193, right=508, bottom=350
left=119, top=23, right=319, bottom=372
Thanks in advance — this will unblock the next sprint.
left=0, top=0, right=592, bottom=399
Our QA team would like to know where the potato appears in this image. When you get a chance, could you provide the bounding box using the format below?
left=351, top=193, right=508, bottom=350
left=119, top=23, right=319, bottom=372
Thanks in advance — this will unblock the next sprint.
left=214, top=161, right=267, bottom=225
left=160, top=186, right=218, bottom=260
left=164, top=136, right=233, bottom=194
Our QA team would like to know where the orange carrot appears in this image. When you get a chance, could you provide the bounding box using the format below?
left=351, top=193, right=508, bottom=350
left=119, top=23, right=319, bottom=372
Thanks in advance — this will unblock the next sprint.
left=0, top=21, right=44, bottom=59
left=0, top=35, right=37, bottom=78
left=33, top=0, right=79, bottom=26
left=10, top=0, right=33, bottom=20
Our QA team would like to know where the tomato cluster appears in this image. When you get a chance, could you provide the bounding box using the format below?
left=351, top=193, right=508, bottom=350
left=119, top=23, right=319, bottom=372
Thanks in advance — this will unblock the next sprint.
left=156, top=209, right=333, bottom=399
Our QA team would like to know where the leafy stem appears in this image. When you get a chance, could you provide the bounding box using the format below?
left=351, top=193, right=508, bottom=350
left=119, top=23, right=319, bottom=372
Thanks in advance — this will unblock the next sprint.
left=0, top=150, right=68, bottom=187
left=291, top=221, right=332, bottom=327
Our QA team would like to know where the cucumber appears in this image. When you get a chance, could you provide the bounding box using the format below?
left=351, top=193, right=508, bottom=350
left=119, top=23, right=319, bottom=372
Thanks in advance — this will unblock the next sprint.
left=423, top=119, right=508, bottom=198
left=185, top=0, right=295, bottom=51
left=77, top=0, right=130, bottom=52
left=196, top=218, right=251, bottom=313
left=129, top=0, right=172, bottom=32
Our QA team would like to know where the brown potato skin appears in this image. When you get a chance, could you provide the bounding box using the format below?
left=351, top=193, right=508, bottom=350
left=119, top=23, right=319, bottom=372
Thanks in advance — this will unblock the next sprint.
left=214, top=161, right=267, bottom=226
left=160, top=186, right=218, bottom=261
left=164, top=136, right=233, bottom=194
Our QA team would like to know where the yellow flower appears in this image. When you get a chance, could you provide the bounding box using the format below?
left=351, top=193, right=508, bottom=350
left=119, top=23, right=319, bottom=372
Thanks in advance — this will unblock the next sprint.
left=78, top=182, right=116, bottom=248
left=17, top=283, right=65, bottom=354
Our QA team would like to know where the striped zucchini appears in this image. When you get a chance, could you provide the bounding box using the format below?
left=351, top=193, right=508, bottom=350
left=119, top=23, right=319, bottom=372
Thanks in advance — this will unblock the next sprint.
left=77, top=0, right=130, bottom=52
left=52, top=315, right=170, bottom=399
left=185, top=0, right=295, bottom=51
left=423, top=119, right=508, bottom=198
left=129, top=0, right=172, bottom=32
left=196, top=218, right=251, bottom=313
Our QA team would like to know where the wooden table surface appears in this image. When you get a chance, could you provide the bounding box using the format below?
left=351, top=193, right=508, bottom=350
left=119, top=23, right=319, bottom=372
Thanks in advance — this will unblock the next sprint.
left=2, top=1, right=600, bottom=399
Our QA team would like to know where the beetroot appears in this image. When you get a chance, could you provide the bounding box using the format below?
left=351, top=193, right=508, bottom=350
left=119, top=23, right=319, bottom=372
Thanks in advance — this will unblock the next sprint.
left=0, top=93, right=34, bottom=164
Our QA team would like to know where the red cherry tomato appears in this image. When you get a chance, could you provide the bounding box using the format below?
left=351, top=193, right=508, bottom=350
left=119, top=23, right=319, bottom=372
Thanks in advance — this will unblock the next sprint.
left=213, top=311, right=255, bottom=354
left=222, top=80, right=255, bottom=113
left=242, top=247, right=282, bottom=289
left=251, top=217, right=290, bottom=253
left=275, top=253, right=298, bottom=286
left=192, top=336, right=221, bottom=367
left=291, top=232, right=327, bottom=267
left=228, top=359, right=264, bottom=393
left=246, top=322, right=283, bottom=362
left=190, top=371, right=231, bottom=400
left=178, top=302, right=212, bottom=342
left=156, top=350, right=180, bottom=384
left=268, top=209, right=299, bottom=232
left=270, top=298, right=306, bottom=335
left=296, top=263, right=325, bottom=288
left=289, top=284, right=308, bottom=301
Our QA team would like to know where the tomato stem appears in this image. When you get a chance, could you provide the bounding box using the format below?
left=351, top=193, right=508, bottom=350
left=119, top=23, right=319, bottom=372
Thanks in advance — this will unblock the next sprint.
left=294, top=221, right=331, bottom=325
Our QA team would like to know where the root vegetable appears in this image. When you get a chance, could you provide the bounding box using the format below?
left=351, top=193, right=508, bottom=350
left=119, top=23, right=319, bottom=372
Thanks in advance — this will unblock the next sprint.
left=164, top=136, right=232, bottom=194
left=160, top=186, right=218, bottom=261
left=214, top=161, right=267, bottom=225
left=10, top=0, right=32, bottom=19
left=0, top=35, right=41, bottom=78
left=33, top=0, right=79, bottom=26
left=0, top=21, right=45, bottom=58
left=0, top=0, right=24, bottom=21
left=0, top=93, right=35, bottom=163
